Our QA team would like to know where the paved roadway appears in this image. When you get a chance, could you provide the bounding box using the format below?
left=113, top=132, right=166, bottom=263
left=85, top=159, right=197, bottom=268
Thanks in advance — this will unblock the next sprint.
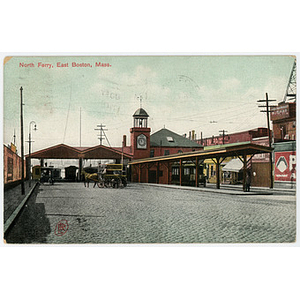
left=5, top=182, right=296, bottom=244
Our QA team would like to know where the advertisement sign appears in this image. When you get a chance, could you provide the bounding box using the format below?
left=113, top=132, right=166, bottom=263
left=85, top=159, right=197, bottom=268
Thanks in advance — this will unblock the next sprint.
left=274, top=151, right=296, bottom=182
left=252, top=138, right=270, bottom=162
left=270, top=104, right=290, bottom=121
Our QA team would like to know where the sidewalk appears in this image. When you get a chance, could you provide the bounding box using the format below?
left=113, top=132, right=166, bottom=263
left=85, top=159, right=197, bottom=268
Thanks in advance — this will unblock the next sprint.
left=3, top=180, right=38, bottom=224
left=214, top=183, right=296, bottom=195
left=140, top=182, right=295, bottom=196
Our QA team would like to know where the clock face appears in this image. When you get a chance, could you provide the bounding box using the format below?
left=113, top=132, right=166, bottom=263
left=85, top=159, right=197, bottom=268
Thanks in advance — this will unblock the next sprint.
left=137, top=134, right=147, bottom=149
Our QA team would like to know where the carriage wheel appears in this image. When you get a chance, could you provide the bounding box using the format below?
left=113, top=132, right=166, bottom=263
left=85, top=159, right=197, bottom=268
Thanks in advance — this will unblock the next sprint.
left=97, top=181, right=104, bottom=188
left=112, top=178, right=120, bottom=188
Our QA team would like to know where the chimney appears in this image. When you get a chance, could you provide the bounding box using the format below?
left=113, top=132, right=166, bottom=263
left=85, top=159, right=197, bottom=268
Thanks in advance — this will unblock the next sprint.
left=123, top=135, right=127, bottom=147
left=192, top=130, right=195, bottom=140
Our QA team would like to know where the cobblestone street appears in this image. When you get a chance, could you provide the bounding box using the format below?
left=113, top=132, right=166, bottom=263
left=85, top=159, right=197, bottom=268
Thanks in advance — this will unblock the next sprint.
left=6, top=182, right=296, bottom=244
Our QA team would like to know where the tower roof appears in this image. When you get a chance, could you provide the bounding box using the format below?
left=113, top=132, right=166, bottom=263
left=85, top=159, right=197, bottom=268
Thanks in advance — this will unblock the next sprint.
left=133, top=108, right=149, bottom=117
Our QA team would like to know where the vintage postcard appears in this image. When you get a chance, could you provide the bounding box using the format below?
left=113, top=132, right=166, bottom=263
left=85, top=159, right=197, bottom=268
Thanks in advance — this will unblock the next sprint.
left=2, top=55, right=297, bottom=244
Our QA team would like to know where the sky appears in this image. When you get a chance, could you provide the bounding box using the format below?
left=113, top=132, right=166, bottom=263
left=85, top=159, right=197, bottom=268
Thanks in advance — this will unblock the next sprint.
left=3, top=55, right=295, bottom=155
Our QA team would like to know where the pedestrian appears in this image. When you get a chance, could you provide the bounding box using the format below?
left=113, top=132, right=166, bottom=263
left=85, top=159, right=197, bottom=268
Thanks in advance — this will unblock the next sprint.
left=245, top=171, right=251, bottom=192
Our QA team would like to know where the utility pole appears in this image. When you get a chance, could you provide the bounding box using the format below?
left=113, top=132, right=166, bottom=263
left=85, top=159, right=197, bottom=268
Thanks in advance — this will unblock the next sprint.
left=80, top=107, right=82, bottom=147
left=219, top=129, right=228, bottom=144
left=26, top=121, right=37, bottom=187
left=94, top=124, right=111, bottom=147
left=20, top=87, right=25, bottom=195
left=257, top=93, right=276, bottom=188
left=13, top=129, right=16, bottom=145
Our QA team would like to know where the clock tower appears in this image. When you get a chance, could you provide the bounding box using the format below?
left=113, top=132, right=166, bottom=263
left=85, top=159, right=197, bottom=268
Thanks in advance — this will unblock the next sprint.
left=130, top=107, right=151, bottom=159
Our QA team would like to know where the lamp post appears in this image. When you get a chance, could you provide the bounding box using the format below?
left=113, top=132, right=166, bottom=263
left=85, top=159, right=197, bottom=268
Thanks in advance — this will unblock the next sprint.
left=20, top=87, right=25, bottom=195
left=28, top=121, right=37, bottom=187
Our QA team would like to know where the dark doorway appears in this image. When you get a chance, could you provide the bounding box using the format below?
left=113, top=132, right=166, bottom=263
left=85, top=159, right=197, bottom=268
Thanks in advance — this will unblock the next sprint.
left=148, top=170, right=156, bottom=183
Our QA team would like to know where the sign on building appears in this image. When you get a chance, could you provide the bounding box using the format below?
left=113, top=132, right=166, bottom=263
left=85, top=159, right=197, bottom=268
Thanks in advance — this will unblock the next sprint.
left=274, top=151, right=296, bottom=182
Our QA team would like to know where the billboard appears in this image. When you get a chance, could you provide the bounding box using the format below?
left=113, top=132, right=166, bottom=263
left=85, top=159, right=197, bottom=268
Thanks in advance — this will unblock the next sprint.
left=274, top=151, right=296, bottom=182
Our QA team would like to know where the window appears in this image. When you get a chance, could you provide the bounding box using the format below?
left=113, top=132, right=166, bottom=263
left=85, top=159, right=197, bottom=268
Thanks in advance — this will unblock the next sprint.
left=211, top=166, right=214, bottom=177
left=166, top=136, right=174, bottom=142
left=150, top=150, right=154, bottom=157
left=164, top=150, right=170, bottom=156
left=172, top=168, right=179, bottom=175
left=184, top=168, right=190, bottom=175
left=7, top=157, right=13, bottom=181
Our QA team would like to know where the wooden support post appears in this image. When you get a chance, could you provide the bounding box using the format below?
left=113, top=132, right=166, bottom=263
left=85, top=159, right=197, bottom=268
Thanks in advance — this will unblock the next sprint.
left=145, top=163, right=149, bottom=183
left=138, top=164, right=141, bottom=183
left=130, top=165, right=134, bottom=182
left=79, top=158, right=83, bottom=181
left=179, top=159, right=182, bottom=186
left=216, top=157, right=220, bottom=189
left=243, top=153, right=247, bottom=191
left=166, top=162, right=170, bottom=184
left=195, top=157, right=199, bottom=187
left=156, top=162, right=160, bottom=184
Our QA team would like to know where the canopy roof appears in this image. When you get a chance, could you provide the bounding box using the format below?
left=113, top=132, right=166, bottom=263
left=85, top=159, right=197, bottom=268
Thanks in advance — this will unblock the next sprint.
left=129, top=142, right=272, bottom=165
left=27, top=144, right=133, bottom=160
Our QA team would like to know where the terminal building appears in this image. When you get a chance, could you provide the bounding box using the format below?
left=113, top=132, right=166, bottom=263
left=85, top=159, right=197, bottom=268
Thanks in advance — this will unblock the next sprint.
left=271, top=102, right=296, bottom=188
left=128, top=107, right=272, bottom=190
left=128, top=107, right=203, bottom=184
left=3, top=103, right=287, bottom=191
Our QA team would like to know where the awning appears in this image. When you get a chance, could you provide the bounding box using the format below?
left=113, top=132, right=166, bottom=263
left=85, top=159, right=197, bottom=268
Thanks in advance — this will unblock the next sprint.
left=222, top=158, right=243, bottom=172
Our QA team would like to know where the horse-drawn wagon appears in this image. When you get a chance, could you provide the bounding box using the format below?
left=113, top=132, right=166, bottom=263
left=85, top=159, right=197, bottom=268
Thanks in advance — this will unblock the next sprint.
left=82, top=164, right=127, bottom=188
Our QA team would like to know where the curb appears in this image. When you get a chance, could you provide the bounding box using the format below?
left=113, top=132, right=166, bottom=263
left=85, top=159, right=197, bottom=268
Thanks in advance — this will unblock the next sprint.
left=4, top=182, right=39, bottom=235
left=140, top=183, right=273, bottom=196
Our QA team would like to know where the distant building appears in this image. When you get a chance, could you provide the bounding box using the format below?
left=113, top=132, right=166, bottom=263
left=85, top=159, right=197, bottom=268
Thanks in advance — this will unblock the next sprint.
left=193, top=128, right=271, bottom=187
left=271, top=102, right=296, bottom=142
left=271, top=102, right=296, bottom=187
left=197, top=127, right=271, bottom=146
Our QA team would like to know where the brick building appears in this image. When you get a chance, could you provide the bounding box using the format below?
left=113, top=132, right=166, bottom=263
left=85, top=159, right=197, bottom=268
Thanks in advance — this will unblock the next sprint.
left=129, top=107, right=203, bottom=183
left=198, top=127, right=270, bottom=146
left=193, top=128, right=271, bottom=187
left=271, top=102, right=296, bottom=142
left=271, top=102, right=296, bottom=187
left=3, top=143, right=26, bottom=185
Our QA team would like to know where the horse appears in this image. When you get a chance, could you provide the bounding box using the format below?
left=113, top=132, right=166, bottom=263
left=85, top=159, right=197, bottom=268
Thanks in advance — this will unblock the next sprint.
left=82, top=170, right=104, bottom=188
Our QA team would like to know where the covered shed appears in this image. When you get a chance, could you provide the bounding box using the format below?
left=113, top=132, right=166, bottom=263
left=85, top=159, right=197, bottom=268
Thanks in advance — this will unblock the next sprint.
left=130, top=142, right=273, bottom=191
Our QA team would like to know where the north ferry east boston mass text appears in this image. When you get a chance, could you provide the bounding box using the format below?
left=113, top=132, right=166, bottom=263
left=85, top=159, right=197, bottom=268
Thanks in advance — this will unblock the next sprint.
left=19, top=62, right=112, bottom=68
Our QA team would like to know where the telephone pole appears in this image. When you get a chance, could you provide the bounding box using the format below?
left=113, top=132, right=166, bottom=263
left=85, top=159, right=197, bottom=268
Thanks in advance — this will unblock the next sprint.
left=26, top=121, right=37, bottom=187
left=257, top=93, right=276, bottom=188
left=20, top=87, right=25, bottom=195
left=80, top=107, right=82, bottom=147
left=94, top=124, right=111, bottom=147
left=219, top=129, right=228, bottom=144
